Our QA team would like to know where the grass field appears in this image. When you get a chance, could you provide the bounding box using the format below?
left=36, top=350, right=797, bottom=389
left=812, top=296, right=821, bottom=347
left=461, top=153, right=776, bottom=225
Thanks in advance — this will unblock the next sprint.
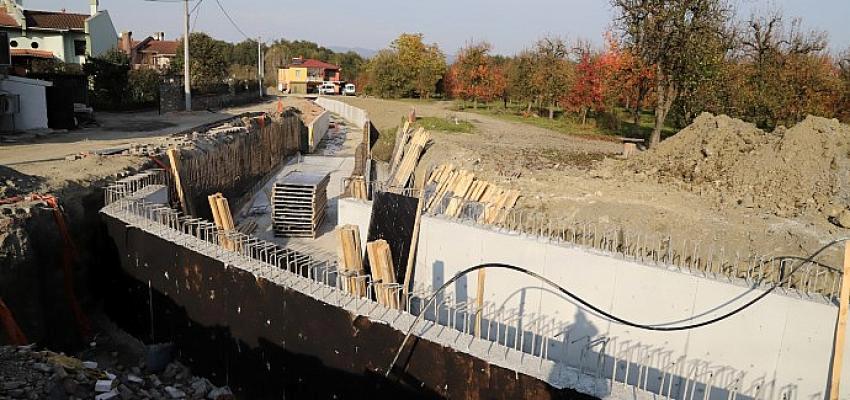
left=453, top=102, right=676, bottom=141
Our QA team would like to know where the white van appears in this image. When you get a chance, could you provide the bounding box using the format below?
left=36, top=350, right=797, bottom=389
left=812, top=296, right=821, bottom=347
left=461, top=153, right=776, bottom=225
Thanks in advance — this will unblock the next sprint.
left=343, top=83, right=356, bottom=96
left=318, top=83, right=336, bottom=95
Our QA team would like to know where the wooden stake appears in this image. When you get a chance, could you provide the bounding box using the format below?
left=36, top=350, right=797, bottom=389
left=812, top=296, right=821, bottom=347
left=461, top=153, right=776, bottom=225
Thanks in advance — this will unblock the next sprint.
left=474, top=268, right=486, bottom=337
left=167, top=148, right=188, bottom=215
left=402, top=179, right=427, bottom=305
left=829, top=241, right=850, bottom=400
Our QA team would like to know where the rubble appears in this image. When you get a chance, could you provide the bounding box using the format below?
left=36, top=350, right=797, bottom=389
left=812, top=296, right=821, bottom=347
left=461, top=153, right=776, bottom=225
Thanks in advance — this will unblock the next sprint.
left=0, top=345, right=232, bottom=400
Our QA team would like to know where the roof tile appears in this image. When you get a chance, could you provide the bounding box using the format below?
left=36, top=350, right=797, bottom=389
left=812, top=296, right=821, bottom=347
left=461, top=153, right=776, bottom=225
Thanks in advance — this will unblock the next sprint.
left=24, top=10, right=87, bottom=31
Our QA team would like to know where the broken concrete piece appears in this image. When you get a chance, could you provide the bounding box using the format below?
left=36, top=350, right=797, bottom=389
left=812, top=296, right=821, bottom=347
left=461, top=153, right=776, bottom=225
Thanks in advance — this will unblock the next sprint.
left=126, top=374, right=144, bottom=384
left=94, top=389, right=119, bottom=400
left=82, top=361, right=98, bottom=369
left=207, top=386, right=234, bottom=400
left=95, top=379, right=115, bottom=392
left=165, top=385, right=187, bottom=398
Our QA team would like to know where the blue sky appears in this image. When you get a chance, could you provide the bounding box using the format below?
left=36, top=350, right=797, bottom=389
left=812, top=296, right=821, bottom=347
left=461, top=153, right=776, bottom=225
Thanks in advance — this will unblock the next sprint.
left=26, top=0, right=850, bottom=55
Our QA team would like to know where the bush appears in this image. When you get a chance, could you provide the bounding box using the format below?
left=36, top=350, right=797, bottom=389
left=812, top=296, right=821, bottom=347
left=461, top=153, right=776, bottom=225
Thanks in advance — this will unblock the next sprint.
left=128, top=69, right=160, bottom=106
left=84, top=49, right=130, bottom=110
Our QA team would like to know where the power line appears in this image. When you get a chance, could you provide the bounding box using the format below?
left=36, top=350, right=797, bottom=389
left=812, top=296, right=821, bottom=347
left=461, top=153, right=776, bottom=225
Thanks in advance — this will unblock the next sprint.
left=385, top=237, right=850, bottom=377
left=190, top=0, right=204, bottom=32
left=212, top=0, right=251, bottom=40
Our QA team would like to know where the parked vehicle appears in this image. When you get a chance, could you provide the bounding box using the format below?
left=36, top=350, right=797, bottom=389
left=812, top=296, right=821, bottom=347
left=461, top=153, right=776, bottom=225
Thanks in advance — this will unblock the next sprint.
left=318, top=83, right=336, bottom=95
left=343, top=83, right=356, bottom=96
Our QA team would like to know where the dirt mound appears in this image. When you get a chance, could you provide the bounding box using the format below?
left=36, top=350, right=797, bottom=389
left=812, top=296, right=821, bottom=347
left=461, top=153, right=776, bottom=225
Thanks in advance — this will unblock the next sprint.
left=620, top=113, right=850, bottom=216
left=0, top=166, right=44, bottom=198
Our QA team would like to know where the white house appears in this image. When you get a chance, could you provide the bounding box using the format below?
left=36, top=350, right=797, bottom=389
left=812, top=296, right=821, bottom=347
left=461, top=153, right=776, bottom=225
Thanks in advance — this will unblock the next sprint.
left=0, top=75, right=51, bottom=131
left=0, top=0, right=118, bottom=65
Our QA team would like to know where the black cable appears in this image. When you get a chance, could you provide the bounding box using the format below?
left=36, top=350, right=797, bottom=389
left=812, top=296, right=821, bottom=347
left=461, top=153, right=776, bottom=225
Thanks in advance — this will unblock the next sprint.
left=385, top=237, right=850, bottom=377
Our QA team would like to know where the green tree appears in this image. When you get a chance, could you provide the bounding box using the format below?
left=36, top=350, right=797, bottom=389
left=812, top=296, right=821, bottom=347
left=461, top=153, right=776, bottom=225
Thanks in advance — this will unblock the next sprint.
left=506, top=51, right=537, bottom=112
left=84, top=48, right=130, bottom=110
left=612, top=0, right=733, bottom=146
left=172, top=32, right=230, bottom=87
left=362, top=49, right=409, bottom=98
left=391, top=33, right=446, bottom=98
left=530, top=36, right=573, bottom=119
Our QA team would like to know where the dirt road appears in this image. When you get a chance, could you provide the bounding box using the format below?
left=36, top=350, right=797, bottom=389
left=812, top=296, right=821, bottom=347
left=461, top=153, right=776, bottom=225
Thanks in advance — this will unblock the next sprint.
left=338, top=96, right=847, bottom=268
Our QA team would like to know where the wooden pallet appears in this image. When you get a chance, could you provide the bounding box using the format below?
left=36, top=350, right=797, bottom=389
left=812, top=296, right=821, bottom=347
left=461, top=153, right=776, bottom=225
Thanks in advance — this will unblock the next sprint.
left=271, top=171, right=330, bottom=239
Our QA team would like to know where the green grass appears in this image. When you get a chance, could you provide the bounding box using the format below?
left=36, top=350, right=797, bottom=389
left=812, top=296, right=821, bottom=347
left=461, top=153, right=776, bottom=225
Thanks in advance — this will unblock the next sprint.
left=454, top=101, right=676, bottom=141
left=415, top=116, right=474, bottom=133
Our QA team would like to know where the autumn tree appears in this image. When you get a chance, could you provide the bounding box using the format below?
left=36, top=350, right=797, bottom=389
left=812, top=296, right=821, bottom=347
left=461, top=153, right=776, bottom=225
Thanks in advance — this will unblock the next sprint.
left=612, top=0, right=733, bottom=146
left=530, top=36, right=573, bottom=119
left=562, top=53, right=605, bottom=124
left=363, top=33, right=446, bottom=98
left=506, top=50, right=537, bottom=113
left=735, top=12, right=836, bottom=128
left=448, top=42, right=506, bottom=107
left=392, top=33, right=446, bottom=98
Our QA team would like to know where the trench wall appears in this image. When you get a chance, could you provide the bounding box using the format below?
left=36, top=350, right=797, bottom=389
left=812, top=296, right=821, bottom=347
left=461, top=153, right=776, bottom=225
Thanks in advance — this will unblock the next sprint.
left=339, top=197, right=845, bottom=400
left=166, top=112, right=302, bottom=220
left=306, top=110, right=330, bottom=152
left=99, top=199, right=600, bottom=400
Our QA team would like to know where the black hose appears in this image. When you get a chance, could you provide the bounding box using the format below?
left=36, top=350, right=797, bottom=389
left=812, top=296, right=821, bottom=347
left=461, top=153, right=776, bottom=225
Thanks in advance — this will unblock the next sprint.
left=385, top=237, right=849, bottom=377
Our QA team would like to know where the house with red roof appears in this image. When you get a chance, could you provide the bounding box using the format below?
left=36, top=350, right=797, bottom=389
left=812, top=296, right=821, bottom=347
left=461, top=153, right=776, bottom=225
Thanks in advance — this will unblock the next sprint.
left=118, top=31, right=179, bottom=71
left=0, top=0, right=118, bottom=67
left=277, top=57, right=342, bottom=94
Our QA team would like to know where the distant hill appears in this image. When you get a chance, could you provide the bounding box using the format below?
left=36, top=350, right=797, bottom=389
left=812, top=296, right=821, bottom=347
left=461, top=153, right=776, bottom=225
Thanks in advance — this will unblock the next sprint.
left=329, top=46, right=378, bottom=58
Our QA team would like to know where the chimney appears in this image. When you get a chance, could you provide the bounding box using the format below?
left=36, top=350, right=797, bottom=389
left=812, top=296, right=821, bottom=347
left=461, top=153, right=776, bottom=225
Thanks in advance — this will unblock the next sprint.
left=154, top=32, right=164, bottom=41
left=89, top=0, right=98, bottom=16
left=120, top=31, right=132, bottom=54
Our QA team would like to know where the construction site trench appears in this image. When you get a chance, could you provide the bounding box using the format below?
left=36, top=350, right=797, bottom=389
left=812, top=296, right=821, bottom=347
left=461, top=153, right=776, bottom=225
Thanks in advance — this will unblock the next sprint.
left=3, top=96, right=850, bottom=400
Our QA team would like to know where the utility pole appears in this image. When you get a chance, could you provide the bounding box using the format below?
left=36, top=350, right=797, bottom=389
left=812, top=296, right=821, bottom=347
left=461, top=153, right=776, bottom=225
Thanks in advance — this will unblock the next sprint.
left=257, top=37, right=264, bottom=98
left=183, top=0, right=192, bottom=111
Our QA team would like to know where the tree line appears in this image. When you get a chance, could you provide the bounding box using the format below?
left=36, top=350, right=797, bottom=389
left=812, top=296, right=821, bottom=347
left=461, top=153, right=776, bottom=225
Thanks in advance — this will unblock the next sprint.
left=359, top=1, right=850, bottom=146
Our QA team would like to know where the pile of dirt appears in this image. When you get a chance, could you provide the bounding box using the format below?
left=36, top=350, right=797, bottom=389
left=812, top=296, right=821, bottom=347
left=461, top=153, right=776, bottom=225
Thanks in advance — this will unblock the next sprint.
left=618, top=113, right=850, bottom=218
left=0, top=166, right=44, bottom=199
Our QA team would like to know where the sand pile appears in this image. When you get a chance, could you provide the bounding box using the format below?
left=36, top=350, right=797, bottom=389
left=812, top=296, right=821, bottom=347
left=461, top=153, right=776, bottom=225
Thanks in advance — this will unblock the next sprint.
left=622, top=113, right=850, bottom=217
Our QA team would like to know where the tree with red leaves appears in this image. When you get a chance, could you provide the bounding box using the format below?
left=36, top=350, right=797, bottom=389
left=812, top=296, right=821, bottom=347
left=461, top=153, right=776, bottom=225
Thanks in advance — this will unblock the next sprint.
left=448, top=42, right=507, bottom=107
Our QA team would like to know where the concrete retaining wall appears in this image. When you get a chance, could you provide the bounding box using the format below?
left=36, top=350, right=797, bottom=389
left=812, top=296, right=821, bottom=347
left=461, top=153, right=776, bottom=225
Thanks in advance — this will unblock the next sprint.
left=314, top=97, right=369, bottom=128
left=338, top=198, right=845, bottom=400
left=306, top=110, right=330, bottom=152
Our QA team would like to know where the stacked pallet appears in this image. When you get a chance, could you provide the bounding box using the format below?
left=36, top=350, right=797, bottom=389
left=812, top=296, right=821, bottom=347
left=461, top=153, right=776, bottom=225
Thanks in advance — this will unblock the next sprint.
left=387, top=126, right=432, bottom=191
left=425, top=164, right=521, bottom=224
left=366, top=240, right=400, bottom=309
left=337, top=225, right=366, bottom=297
left=271, top=171, right=329, bottom=238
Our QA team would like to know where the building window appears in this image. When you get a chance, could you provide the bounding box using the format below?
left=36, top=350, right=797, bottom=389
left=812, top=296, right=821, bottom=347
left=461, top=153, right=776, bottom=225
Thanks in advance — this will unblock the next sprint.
left=9, top=40, right=17, bottom=48
left=30, top=42, right=38, bottom=49
left=74, top=40, right=86, bottom=56
left=295, top=70, right=302, bottom=78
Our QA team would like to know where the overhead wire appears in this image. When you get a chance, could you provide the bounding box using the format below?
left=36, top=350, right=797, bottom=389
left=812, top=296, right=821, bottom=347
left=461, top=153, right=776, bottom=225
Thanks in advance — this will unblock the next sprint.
left=385, top=237, right=850, bottom=377
left=213, top=0, right=251, bottom=40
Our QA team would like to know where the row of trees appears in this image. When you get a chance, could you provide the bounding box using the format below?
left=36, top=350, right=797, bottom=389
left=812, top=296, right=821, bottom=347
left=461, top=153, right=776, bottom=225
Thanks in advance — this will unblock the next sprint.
left=360, top=2, right=850, bottom=146
left=172, top=33, right=367, bottom=88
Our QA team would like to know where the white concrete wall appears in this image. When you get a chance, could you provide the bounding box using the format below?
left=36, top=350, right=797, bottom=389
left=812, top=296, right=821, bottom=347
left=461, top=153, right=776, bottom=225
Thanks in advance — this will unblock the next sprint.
left=307, top=110, right=330, bottom=153
left=86, top=11, right=118, bottom=57
left=0, top=76, right=51, bottom=130
left=338, top=198, right=846, bottom=400
left=314, top=97, right=369, bottom=127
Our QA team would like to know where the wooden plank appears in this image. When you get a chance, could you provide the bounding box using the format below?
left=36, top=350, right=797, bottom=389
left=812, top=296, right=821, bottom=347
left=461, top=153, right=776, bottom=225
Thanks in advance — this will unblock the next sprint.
left=829, top=241, right=850, bottom=400
left=402, top=179, right=427, bottom=306
left=167, top=148, right=188, bottom=214
left=474, top=268, right=486, bottom=337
